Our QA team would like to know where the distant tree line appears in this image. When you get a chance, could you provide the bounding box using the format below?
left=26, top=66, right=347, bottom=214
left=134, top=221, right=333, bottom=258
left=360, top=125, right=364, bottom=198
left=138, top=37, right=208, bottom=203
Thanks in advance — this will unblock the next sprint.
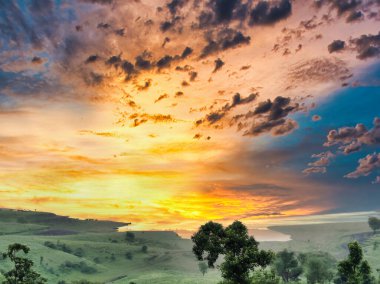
left=192, top=219, right=380, bottom=284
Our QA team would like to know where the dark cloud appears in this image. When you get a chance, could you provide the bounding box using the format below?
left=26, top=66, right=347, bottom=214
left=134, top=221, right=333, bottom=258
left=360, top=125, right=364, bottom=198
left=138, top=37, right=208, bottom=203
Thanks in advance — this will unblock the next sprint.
left=315, top=0, right=362, bottom=15
left=346, top=10, right=363, bottom=22
left=350, top=32, right=380, bottom=60
left=79, top=0, right=113, bottom=5
left=197, top=0, right=248, bottom=28
left=197, top=92, right=259, bottom=126
left=249, top=0, right=292, bottom=26
left=244, top=118, right=298, bottom=137
left=200, top=28, right=250, bottom=58
left=328, top=40, right=345, bottom=53
left=156, top=55, right=174, bottom=69
left=181, top=46, right=193, bottom=58
left=31, top=56, right=43, bottom=64
left=106, top=54, right=122, bottom=67
left=85, top=55, right=99, bottom=64
left=135, top=55, right=152, bottom=70
left=167, top=0, right=189, bottom=15
left=213, top=58, right=225, bottom=73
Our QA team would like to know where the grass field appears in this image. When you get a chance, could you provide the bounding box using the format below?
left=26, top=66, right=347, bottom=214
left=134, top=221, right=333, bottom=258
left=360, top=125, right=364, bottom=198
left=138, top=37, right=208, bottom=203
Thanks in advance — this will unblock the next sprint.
left=0, top=209, right=379, bottom=283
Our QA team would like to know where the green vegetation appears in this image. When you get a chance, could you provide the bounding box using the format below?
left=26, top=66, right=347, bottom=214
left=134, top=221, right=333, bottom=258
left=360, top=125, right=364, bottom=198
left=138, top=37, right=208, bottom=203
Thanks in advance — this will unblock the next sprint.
left=0, top=209, right=379, bottom=283
left=273, top=249, right=303, bottom=282
left=1, top=243, right=46, bottom=283
left=335, top=241, right=376, bottom=284
left=192, top=221, right=273, bottom=284
left=369, top=217, right=380, bottom=234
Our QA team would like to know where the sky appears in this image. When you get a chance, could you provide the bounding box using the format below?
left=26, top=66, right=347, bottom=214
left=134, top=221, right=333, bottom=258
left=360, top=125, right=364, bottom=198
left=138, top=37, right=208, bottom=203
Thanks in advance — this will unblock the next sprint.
left=0, top=0, right=379, bottom=232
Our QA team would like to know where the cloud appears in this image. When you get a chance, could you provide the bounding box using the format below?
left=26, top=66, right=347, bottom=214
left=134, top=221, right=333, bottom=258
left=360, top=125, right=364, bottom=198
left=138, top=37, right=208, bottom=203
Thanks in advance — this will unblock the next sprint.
left=197, top=92, right=258, bottom=125
left=200, top=28, right=250, bottom=58
left=303, top=166, right=327, bottom=175
left=346, top=10, right=363, bottom=22
left=249, top=0, right=292, bottom=26
left=345, top=152, right=380, bottom=178
left=244, top=118, right=298, bottom=137
left=373, top=176, right=380, bottom=184
left=324, top=117, right=380, bottom=154
left=350, top=32, right=380, bottom=60
left=328, top=40, right=346, bottom=53
left=155, top=94, right=169, bottom=103
left=213, top=58, right=225, bottom=72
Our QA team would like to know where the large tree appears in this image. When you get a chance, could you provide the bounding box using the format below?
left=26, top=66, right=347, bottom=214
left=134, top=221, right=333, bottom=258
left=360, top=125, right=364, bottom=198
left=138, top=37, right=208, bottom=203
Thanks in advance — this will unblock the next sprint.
left=1, top=243, right=46, bottom=284
left=191, top=220, right=273, bottom=284
left=335, top=241, right=376, bottom=284
left=273, top=249, right=303, bottom=282
left=368, top=217, right=380, bottom=234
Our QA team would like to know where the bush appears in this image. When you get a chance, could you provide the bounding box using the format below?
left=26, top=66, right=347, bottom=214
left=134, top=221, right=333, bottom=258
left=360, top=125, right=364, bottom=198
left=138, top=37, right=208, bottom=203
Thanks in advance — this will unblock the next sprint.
left=59, top=261, right=97, bottom=274
left=74, top=248, right=85, bottom=257
left=125, top=252, right=133, bottom=260
left=141, top=245, right=148, bottom=253
left=125, top=232, right=135, bottom=242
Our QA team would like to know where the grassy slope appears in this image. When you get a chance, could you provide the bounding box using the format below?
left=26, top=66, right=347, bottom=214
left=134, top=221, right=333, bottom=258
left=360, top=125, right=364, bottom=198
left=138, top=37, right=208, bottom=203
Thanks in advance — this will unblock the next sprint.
left=263, top=222, right=380, bottom=273
left=0, top=209, right=379, bottom=283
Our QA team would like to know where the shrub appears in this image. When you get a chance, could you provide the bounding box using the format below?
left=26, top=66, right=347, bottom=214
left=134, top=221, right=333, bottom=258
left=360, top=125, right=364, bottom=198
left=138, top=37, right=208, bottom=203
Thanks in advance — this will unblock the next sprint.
left=125, top=252, right=133, bottom=260
left=141, top=245, right=148, bottom=253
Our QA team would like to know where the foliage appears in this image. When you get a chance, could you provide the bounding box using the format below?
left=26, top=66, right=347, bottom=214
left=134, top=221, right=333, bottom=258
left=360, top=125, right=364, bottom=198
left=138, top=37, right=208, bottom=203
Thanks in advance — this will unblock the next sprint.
left=335, top=241, right=376, bottom=284
left=198, top=262, right=208, bottom=276
left=250, top=269, right=281, bottom=284
left=192, top=220, right=274, bottom=284
left=125, top=252, right=133, bottom=260
left=273, top=249, right=303, bottom=282
left=1, top=243, right=47, bottom=284
left=368, top=217, right=380, bottom=234
left=141, top=245, right=148, bottom=253
left=59, top=261, right=97, bottom=274
left=125, top=232, right=135, bottom=242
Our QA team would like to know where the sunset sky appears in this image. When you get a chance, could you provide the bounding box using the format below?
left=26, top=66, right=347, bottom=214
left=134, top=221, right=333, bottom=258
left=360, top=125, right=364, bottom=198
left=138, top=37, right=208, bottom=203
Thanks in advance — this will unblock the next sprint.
left=0, top=0, right=379, bottom=232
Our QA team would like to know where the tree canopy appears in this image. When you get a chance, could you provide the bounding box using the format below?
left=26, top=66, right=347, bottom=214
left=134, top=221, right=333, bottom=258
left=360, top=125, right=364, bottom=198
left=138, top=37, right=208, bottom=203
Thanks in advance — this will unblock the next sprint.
left=1, top=243, right=46, bottom=284
left=368, top=217, right=380, bottom=234
left=191, top=220, right=273, bottom=284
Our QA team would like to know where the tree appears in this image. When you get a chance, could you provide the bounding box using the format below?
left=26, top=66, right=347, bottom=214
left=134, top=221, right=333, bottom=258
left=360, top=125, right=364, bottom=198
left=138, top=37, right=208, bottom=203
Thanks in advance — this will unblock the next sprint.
left=198, top=262, right=208, bottom=276
left=141, top=245, right=148, bottom=253
left=335, top=241, right=376, bottom=284
left=368, top=217, right=380, bottom=234
left=191, top=220, right=274, bottom=284
left=250, top=269, right=281, bottom=284
left=125, top=232, right=135, bottom=242
left=306, top=258, right=334, bottom=284
left=1, top=243, right=47, bottom=284
left=273, top=249, right=303, bottom=282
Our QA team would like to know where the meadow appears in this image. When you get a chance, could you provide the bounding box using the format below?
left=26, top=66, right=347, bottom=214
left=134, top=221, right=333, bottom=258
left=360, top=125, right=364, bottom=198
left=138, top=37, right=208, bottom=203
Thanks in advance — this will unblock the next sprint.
left=0, top=209, right=379, bottom=283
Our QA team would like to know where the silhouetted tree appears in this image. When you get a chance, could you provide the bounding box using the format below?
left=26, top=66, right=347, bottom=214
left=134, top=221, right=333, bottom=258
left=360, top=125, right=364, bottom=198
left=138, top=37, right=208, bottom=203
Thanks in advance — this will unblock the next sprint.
left=141, top=245, right=148, bottom=253
left=335, top=241, right=376, bottom=284
left=192, top=220, right=273, bottom=284
left=273, top=249, right=303, bottom=282
left=1, top=243, right=47, bottom=284
left=125, top=232, right=135, bottom=242
left=368, top=217, right=380, bottom=234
